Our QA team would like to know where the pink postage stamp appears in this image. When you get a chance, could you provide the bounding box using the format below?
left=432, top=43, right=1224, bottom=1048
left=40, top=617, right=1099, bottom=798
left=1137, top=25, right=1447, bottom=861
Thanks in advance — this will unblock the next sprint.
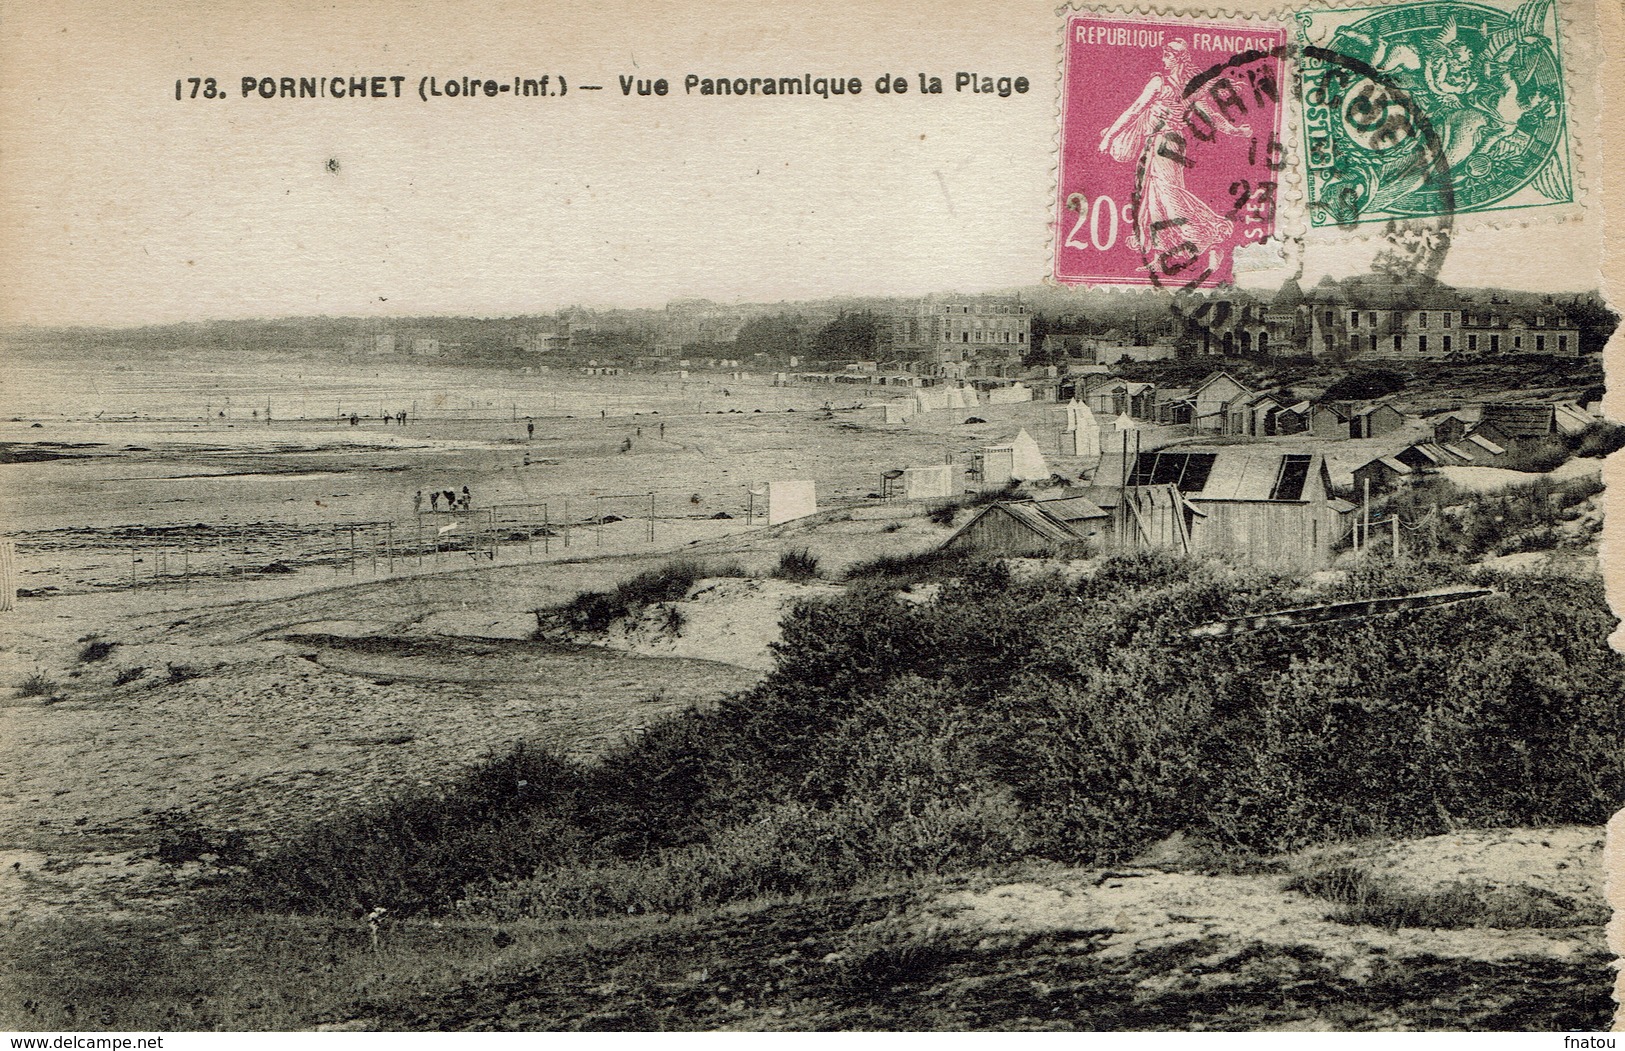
left=1054, top=12, right=1290, bottom=290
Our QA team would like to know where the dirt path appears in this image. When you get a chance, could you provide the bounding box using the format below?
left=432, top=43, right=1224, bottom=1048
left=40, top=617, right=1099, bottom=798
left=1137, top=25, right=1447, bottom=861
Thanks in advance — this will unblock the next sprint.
left=362, top=831, right=1611, bottom=1031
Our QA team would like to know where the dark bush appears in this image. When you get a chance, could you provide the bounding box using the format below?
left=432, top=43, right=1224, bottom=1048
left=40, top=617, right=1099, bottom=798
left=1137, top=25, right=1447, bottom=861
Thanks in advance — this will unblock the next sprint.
left=153, top=809, right=250, bottom=868
left=231, top=744, right=585, bottom=915
left=77, top=639, right=117, bottom=663
left=842, top=546, right=977, bottom=584
left=559, top=558, right=742, bottom=631
left=1573, top=421, right=1625, bottom=459
left=16, top=672, right=55, bottom=698
left=772, top=548, right=821, bottom=581
left=614, top=559, right=708, bottom=606
left=1324, top=369, right=1406, bottom=401
left=561, top=589, right=627, bottom=632
left=1368, top=473, right=1602, bottom=562
left=1286, top=865, right=1605, bottom=930
left=1497, top=437, right=1572, bottom=473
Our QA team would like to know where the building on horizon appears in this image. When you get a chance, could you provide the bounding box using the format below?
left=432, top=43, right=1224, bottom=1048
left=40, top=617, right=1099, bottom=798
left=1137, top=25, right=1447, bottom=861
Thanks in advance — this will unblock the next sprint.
left=877, top=295, right=1031, bottom=366
left=1182, top=278, right=1585, bottom=361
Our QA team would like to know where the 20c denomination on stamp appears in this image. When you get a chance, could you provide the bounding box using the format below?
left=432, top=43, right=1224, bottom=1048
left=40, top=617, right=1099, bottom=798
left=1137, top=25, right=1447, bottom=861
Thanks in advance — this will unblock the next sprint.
left=1054, top=12, right=1289, bottom=289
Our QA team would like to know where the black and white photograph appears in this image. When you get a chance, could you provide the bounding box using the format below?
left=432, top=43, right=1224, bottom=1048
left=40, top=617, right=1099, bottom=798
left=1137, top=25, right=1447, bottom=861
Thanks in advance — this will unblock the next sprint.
left=0, top=0, right=1621, bottom=1035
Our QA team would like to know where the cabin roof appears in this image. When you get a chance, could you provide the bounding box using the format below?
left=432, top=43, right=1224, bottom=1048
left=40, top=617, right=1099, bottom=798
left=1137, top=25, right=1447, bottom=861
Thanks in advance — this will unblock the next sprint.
left=1097, top=446, right=1329, bottom=503
left=1479, top=403, right=1556, bottom=437
left=1364, top=455, right=1413, bottom=475
left=1032, top=495, right=1110, bottom=522
left=968, top=501, right=1093, bottom=545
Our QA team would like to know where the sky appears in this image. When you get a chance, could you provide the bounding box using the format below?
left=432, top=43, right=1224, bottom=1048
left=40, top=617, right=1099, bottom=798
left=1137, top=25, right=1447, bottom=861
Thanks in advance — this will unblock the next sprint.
left=0, top=0, right=1613, bottom=327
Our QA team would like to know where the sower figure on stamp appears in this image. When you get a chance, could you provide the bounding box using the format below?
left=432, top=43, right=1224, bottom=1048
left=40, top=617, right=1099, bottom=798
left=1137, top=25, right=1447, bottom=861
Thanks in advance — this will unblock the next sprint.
left=1098, top=39, right=1250, bottom=272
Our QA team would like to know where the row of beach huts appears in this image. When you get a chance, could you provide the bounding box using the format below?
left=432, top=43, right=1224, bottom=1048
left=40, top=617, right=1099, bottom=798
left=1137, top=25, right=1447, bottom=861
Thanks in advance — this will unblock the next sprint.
left=870, top=370, right=1603, bottom=572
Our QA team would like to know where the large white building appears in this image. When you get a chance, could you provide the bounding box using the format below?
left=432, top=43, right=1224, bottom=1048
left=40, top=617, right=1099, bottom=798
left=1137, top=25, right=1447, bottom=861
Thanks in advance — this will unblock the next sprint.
left=880, top=296, right=1031, bottom=365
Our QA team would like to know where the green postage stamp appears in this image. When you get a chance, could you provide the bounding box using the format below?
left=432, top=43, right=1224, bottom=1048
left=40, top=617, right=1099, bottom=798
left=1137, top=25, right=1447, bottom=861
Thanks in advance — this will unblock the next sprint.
left=1293, top=0, right=1573, bottom=227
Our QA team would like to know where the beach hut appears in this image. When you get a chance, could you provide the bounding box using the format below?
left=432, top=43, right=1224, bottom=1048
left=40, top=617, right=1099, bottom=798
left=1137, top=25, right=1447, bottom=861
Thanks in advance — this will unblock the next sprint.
left=1059, top=399, right=1102, bottom=459
left=1445, top=432, right=1507, bottom=463
left=1431, top=411, right=1473, bottom=445
left=980, top=429, right=1050, bottom=486
left=987, top=383, right=1034, bottom=405
left=941, top=498, right=1105, bottom=557
left=1276, top=400, right=1313, bottom=435
left=1353, top=455, right=1414, bottom=495
left=1190, top=372, right=1253, bottom=434
left=1308, top=403, right=1351, bottom=439
left=1066, top=483, right=1204, bottom=554
left=1350, top=401, right=1412, bottom=439
left=765, top=480, right=818, bottom=525
left=1478, top=403, right=1556, bottom=443
left=1098, top=445, right=1356, bottom=570
left=901, top=464, right=957, bottom=500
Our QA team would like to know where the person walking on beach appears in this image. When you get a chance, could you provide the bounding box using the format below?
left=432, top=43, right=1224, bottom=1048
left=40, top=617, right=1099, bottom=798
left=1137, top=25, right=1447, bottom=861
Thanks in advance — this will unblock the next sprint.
left=526, top=417, right=534, bottom=441
left=659, top=422, right=666, bottom=439
left=445, top=490, right=457, bottom=512
left=414, top=490, right=423, bottom=515
left=461, top=485, right=472, bottom=510
left=430, top=491, right=441, bottom=512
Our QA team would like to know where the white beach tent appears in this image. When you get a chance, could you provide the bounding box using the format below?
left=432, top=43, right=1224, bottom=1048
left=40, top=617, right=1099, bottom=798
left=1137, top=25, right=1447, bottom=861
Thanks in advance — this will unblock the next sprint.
left=1062, top=399, right=1102, bottom=459
left=983, top=428, right=1051, bottom=485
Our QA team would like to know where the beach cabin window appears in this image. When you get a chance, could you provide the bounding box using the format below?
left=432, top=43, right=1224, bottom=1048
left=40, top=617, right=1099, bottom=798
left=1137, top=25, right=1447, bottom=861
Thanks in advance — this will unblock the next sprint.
left=1131, top=451, right=1217, bottom=492
left=1270, top=454, right=1313, bottom=501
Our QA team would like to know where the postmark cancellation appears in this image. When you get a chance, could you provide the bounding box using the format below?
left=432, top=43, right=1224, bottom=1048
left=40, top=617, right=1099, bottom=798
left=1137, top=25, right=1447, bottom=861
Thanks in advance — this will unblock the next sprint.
left=1294, top=0, right=1574, bottom=228
left=1053, top=0, right=1581, bottom=288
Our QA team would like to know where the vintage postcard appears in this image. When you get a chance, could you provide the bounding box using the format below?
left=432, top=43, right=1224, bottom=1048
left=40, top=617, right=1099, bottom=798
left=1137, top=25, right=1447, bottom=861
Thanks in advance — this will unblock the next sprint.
left=0, top=0, right=1620, bottom=1037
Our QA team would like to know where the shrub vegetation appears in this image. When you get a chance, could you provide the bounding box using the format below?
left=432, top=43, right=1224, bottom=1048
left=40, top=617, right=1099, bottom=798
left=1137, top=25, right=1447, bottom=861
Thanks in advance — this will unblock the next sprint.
left=78, top=639, right=118, bottom=663
left=558, top=558, right=745, bottom=631
left=16, top=672, right=56, bottom=698
left=1286, top=865, right=1607, bottom=930
left=233, top=553, right=1625, bottom=922
left=1366, top=473, right=1602, bottom=561
left=772, top=548, right=821, bottom=581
